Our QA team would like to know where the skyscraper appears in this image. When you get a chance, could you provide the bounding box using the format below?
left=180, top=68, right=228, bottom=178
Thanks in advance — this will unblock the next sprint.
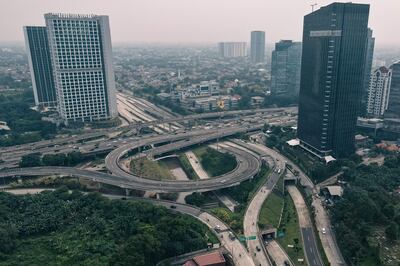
left=44, top=13, right=117, bottom=124
left=250, top=31, right=265, bottom=63
left=297, top=3, right=370, bottom=158
left=366, top=66, right=392, bottom=117
left=23, top=26, right=57, bottom=107
left=386, top=61, right=400, bottom=118
left=270, top=40, right=302, bottom=97
left=218, top=42, right=247, bottom=58
left=360, top=28, right=375, bottom=115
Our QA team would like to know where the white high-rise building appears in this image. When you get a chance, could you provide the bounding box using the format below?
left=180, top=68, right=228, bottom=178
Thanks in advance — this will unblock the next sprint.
left=44, top=13, right=117, bottom=124
left=367, top=66, right=392, bottom=117
left=218, top=42, right=247, bottom=58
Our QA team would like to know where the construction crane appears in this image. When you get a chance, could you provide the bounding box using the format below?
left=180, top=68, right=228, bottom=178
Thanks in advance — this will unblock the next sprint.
left=311, top=3, right=318, bottom=12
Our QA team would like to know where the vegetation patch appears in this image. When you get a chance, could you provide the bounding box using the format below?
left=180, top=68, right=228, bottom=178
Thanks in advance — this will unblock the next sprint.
left=130, top=157, right=175, bottom=180
left=0, top=90, right=57, bottom=147
left=258, top=191, right=284, bottom=229
left=331, top=155, right=400, bottom=265
left=193, top=147, right=237, bottom=177
left=0, top=189, right=216, bottom=266
left=178, top=153, right=200, bottom=180
left=276, top=192, right=304, bottom=264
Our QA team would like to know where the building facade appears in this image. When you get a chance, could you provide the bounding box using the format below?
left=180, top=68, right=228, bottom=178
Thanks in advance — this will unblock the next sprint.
left=366, top=66, right=392, bottom=117
left=297, top=3, right=370, bottom=158
left=23, top=26, right=57, bottom=107
left=44, top=13, right=117, bottom=124
left=250, top=31, right=265, bottom=63
left=386, top=61, right=400, bottom=118
left=218, top=42, right=247, bottom=58
left=360, top=28, right=375, bottom=115
left=270, top=40, right=302, bottom=97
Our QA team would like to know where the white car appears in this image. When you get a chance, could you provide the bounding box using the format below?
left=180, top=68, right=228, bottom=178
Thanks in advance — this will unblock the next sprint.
left=322, top=228, right=326, bottom=234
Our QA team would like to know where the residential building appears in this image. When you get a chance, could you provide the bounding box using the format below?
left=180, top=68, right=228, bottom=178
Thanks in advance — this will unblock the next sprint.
left=218, top=42, right=247, bottom=58
left=270, top=40, right=302, bottom=96
left=360, top=28, right=375, bottom=115
left=44, top=13, right=117, bottom=124
left=23, top=26, right=57, bottom=107
left=386, top=61, right=400, bottom=118
left=366, top=66, right=392, bottom=117
left=297, top=2, right=370, bottom=158
left=250, top=31, right=265, bottom=63
left=250, top=96, right=265, bottom=107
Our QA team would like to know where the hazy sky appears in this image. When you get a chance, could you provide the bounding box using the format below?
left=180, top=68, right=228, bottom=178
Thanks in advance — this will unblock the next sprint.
left=1, top=0, right=399, bottom=46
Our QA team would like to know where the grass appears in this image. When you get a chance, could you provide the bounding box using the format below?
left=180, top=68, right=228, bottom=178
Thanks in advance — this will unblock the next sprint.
left=210, top=207, right=244, bottom=235
left=130, top=157, right=175, bottom=180
left=177, top=153, right=200, bottom=180
left=277, top=193, right=305, bottom=265
left=193, top=146, right=237, bottom=177
left=258, top=191, right=284, bottom=230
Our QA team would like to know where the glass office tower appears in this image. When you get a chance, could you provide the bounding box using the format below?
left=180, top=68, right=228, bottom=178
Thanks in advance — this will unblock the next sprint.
left=23, top=26, right=57, bottom=107
left=270, top=40, right=302, bottom=97
left=297, top=3, right=370, bottom=158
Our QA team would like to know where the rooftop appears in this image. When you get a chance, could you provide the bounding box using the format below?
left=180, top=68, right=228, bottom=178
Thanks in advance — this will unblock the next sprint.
left=326, top=186, right=343, bottom=197
left=193, top=251, right=225, bottom=266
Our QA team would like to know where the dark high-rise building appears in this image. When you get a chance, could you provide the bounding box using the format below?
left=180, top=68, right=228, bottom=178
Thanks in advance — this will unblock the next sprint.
left=250, top=31, right=265, bottom=63
left=270, top=40, right=302, bottom=96
left=360, top=28, right=375, bottom=115
left=297, top=2, right=370, bottom=158
left=386, top=61, right=400, bottom=118
left=23, top=26, right=56, bottom=107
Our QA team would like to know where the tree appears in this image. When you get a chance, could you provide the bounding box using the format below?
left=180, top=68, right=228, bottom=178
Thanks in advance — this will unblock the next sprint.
left=42, top=153, right=67, bottom=166
left=385, top=222, right=399, bottom=241
left=0, top=224, right=17, bottom=253
left=19, top=153, right=42, bottom=167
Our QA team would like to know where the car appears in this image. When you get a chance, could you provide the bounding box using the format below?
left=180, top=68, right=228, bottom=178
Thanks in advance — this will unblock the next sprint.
left=322, top=227, right=326, bottom=234
left=284, top=260, right=290, bottom=266
left=170, top=205, right=177, bottom=209
left=256, top=246, right=261, bottom=252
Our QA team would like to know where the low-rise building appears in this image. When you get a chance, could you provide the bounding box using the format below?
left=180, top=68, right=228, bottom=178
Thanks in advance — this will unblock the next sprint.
left=250, top=96, right=265, bottom=107
left=184, top=251, right=226, bottom=266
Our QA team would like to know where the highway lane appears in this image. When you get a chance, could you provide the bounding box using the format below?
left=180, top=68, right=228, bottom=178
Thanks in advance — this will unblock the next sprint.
left=0, top=127, right=261, bottom=192
left=103, top=126, right=262, bottom=192
left=242, top=139, right=345, bottom=266
left=287, top=186, right=323, bottom=266
left=0, top=110, right=295, bottom=169
left=233, top=141, right=292, bottom=266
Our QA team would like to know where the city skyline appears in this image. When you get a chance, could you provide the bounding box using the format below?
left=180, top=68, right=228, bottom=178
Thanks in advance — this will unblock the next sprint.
left=1, top=0, right=400, bottom=46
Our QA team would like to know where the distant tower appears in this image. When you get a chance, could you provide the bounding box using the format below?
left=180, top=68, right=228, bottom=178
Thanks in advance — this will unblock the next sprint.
left=367, top=66, right=392, bottom=117
left=45, top=13, right=117, bottom=124
left=250, top=31, right=265, bottom=63
left=23, top=26, right=57, bottom=107
left=270, top=40, right=302, bottom=96
left=218, top=42, right=247, bottom=58
left=297, top=2, right=370, bottom=158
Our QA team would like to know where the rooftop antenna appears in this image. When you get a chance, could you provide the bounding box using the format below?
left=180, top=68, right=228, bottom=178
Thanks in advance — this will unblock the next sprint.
left=311, top=3, right=318, bottom=12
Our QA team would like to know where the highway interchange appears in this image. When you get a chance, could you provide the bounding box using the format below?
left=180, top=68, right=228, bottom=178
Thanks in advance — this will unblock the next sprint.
left=0, top=95, right=344, bottom=266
